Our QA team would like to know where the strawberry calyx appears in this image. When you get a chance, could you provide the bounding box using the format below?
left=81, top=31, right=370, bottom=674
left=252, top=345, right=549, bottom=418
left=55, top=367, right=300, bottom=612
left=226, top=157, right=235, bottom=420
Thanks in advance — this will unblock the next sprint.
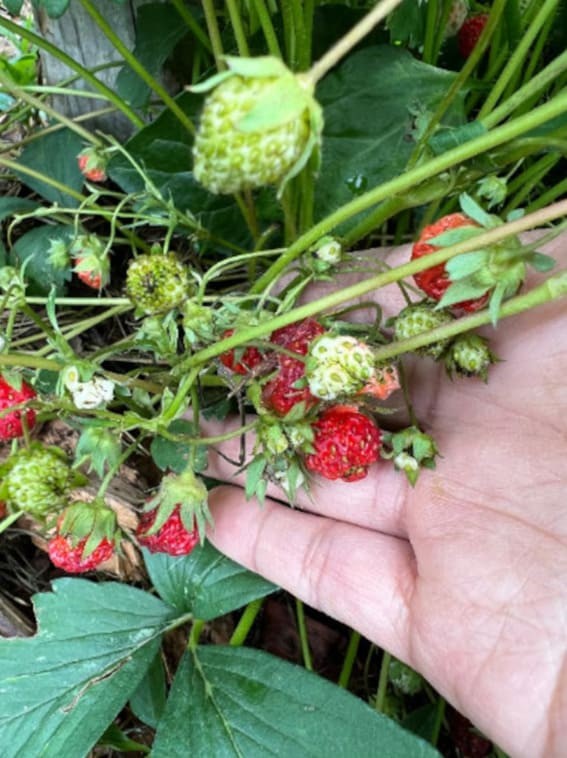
left=381, top=426, right=438, bottom=486
left=141, top=467, right=211, bottom=545
left=51, top=500, right=120, bottom=558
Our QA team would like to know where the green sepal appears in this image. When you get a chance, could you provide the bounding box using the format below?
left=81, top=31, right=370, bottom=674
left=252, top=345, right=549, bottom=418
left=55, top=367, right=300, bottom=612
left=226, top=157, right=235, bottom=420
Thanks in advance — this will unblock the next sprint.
left=224, top=55, right=290, bottom=79
left=527, top=251, right=556, bottom=272
left=0, top=370, right=24, bottom=392
left=436, top=278, right=490, bottom=310
left=245, top=455, right=267, bottom=500
left=236, top=76, right=310, bottom=132
left=188, top=71, right=234, bottom=94
left=277, top=101, right=324, bottom=198
left=506, top=208, right=525, bottom=222
left=459, top=192, right=501, bottom=229
left=445, top=250, right=489, bottom=280
left=488, top=281, right=508, bottom=326
left=426, top=226, right=483, bottom=247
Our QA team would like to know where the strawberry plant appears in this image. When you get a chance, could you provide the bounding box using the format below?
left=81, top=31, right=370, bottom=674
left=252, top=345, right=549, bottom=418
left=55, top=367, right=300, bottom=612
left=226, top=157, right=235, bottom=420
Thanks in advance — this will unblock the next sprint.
left=0, top=0, right=566, bottom=754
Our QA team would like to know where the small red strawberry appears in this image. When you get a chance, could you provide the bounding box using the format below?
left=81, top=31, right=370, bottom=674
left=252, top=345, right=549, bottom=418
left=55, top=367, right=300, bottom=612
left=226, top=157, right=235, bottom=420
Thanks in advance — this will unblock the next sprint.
left=77, top=147, right=107, bottom=182
left=305, top=404, right=382, bottom=482
left=262, top=319, right=326, bottom=416
left=74, top=257, right=102, bottom=289
left=0, top=376, right=37, bottom=440
left=411, top=213, right=488, bottom=313
left=136, top=504, right=200, bottom=556
left=47, top=501, right=118, bottom=573
left=48, top=533, right=114, bottom=573
left=458, top=14, right=489, bottom=58
left=270, top=318, right=325, bottom=351
left=219, top=329, right=264, bottom=375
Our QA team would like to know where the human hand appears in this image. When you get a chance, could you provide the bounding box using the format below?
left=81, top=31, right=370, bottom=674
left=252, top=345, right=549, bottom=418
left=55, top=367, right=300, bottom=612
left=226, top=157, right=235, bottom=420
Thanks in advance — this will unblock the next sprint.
left=204, top=233, right=567, bottom=758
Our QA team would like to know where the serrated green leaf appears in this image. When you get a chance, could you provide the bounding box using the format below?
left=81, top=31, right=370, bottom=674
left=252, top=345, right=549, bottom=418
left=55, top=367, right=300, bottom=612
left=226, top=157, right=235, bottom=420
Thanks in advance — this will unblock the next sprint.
left=116, top=3, right=190, bottom=109
left=445, top=251, right=489, bottom=280
left=143, top=542, right=276, bottom=619
left=151, top=419, right=208, bottom=473
left=402, top=703, right=441, bottom=742
left=129, top=652, right=166, bottom=729
left=37, top=0, right=71, bottom=18
left=0, top=196, right=39, bottom=223
left=314, top=46, right=466, bottom=229
left=97, top=723, right=150, bottom=753
left=152, top=646, right=441, bottom=758
left=0, top=579, right=177, bottom=758
left=9, top=224, right=73, bottom=295
left=15, top=128, right=84, bottom=206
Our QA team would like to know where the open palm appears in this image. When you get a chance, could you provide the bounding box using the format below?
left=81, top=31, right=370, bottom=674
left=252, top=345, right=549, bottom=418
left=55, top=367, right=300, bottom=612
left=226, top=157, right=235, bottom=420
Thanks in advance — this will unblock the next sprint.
left=205, top=234, right=567, bottom=758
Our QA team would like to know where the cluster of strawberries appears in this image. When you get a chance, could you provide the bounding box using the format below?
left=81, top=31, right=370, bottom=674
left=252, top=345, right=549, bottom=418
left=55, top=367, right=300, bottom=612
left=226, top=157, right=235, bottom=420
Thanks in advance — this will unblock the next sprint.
left=0, top=375, right=200, bottom=573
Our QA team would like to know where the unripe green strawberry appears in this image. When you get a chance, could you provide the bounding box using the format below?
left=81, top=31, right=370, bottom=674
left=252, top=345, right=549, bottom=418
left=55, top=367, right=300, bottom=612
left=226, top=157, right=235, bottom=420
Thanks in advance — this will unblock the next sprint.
left=126, top=253, right=190, bottom=314
left=445, top=333, right=495, bottom=380
left=307, top=334, right=376, bottom=400
left=192, top=56, right=322, bottom=195
left=393, top=303, right=454, bottom=359
left=1, top=444, right=84, bottom=518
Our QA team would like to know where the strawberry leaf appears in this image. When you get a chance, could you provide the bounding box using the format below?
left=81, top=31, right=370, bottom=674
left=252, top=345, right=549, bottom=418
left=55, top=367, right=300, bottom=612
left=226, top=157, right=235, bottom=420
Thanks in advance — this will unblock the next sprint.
left=0, top=580, right=177, bottom=758
left=152, top=646, right=441, bottom=758
left=143, top=542, right=276, bottom=618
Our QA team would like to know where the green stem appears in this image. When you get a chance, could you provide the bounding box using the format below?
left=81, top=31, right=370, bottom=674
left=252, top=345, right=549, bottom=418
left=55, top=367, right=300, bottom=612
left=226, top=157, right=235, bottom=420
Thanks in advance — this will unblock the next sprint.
left=225, top=0, right=250, bottom=56
left=526, top=176, right=567, bottom=213
left=78, top=0, right=195, bottom=134
left=170, top=0, right=213, bottom=52
left=307, top=0, right=403, bottom=85
left=0, top=16, right=143, bottom=127
left=338, top=630, right=361, bottom=689
left=430, top=696, right=446, bottom=746
left=162, top=367, right=202, bottom=423
left=97, top=440, right=139, bottom=498
left=422, top=0, right=438, bottom=65
left=483, top=50, right=567, bottom=128
left=0, top=511, right=24, bottom=536
left=251, top=93, right=567, bottom=294
left=253, top=0, right=282, bottom=58
left=229, top=598, right=264, bottom=645
left=519, top=3, right=556, bottom=90
left=202, top=0, right=226, bottom=71
left=504, top=154, right=560, bottom=214
left=290, top=0, right=309, bottom=70
left=303, top=0, right=315, bottom=68
left=25, top=297, right=131, bottom=306
left=280, top=0, right=296, bottom=67
left=185, top=199, right=567, bottom=366
left=374, top=651, right=391, bottom=712
left=477, top=0, right=561, bottom=119
left=372, top=269, right=567, bottom=363
left=188, top=618, right=206, bottom=649
left=409, top=0, right=509, bottom=162
left=295, top=598, right=313, bottom=671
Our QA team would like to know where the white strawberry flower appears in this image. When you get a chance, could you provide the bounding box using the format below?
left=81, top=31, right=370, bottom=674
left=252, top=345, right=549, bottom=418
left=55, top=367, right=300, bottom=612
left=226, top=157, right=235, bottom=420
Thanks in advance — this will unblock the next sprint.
left=62, top=365, right=81, bottom=392
left=71, top=378, right=115, bottom=410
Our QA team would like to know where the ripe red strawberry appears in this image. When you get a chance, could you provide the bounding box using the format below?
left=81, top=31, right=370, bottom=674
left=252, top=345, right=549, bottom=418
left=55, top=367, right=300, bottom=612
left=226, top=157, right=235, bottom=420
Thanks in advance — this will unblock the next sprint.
left=77, top=148, right=107, bottom=182
left=305, top=404, right=382, bottom=482
left=136, top=504, right=200, bottom=556
left=48, top=533, right=114, bottom=573
left=262, top=319, right=326, bottom=416
left=411, top=213, right=488, bottom=313
left=219, top=329, right=264, bottom=375
left=74, top=257, right=102, bottom=289
left=458, top=14, right=489, bottom=58
left=0, top=376, right=37, bottom=440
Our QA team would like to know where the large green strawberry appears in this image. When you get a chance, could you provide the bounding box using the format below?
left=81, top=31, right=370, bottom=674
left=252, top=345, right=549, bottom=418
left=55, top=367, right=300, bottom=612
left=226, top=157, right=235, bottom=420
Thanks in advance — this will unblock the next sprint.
left=0, top=444, right=85, bottom=518
left=192, top=56, right=323, bottom=195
